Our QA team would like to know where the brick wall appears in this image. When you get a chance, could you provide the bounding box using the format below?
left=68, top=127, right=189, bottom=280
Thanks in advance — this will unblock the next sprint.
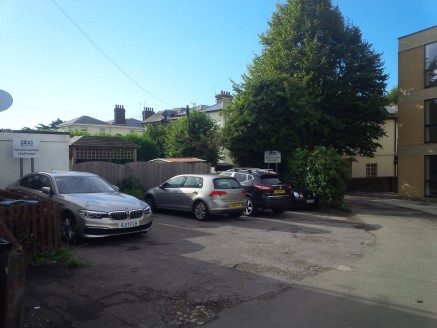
left=398, top=155, right=424, bottom=199
left=398, top=46, right=423, bottom=94
left=398, top=102, right=424, bottom=146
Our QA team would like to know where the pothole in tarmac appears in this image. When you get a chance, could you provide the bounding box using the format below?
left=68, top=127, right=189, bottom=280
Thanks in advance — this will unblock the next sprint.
left=142, top=287, right=245, bottom=327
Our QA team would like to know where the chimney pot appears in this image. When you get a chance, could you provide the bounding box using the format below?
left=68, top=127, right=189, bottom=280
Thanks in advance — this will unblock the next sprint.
left=142, top=107, right=155, bottom=120
left=114, top=104, right=126, bottom=125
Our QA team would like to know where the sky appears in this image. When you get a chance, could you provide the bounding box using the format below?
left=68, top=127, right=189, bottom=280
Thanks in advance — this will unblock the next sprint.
left=0, top=0, right=435, bottom=130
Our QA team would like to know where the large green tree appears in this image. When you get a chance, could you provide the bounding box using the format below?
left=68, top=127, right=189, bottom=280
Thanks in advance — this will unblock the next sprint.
left=144, top=124, right=167, bottom=157
left=222, top=74, right=316, bottom=168
left=164, top=109, right=222, bottom=165
left=243, top=0, right=389, bottom=157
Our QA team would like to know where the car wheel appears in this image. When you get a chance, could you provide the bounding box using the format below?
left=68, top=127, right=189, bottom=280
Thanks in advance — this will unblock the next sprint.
left=61, top=212, right=77, bottom=243
left=145, top=195, right=157, bottom=212
left=244, top=197, right=257, bottom=216
left=272, top=207, right=286, bottom=214
left=193, top=201, right=209, bottom=221
left=228, top=211, right=243, bottom=218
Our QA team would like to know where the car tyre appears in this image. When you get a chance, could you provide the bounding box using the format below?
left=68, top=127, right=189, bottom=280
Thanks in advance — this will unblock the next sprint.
left=244, top=197, right=257, bottom=216
left=193, top=201, right=209, bottom=221
left=61, top=212, right=77, bottom=244
left=145, top=195, right=157, bottom=212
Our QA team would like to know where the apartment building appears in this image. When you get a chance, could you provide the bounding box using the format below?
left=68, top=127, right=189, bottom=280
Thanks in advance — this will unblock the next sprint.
left=398, top=26, right=437, bottom=200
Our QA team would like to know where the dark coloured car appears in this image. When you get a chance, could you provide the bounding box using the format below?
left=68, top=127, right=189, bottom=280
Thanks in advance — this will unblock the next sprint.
left=290, top=186, right=318, bottom=209
left=144, top=174, right=246, bottom=220
left=6, top=171, right=153, bottom=241
left=221, top=168, right=291, bottom=216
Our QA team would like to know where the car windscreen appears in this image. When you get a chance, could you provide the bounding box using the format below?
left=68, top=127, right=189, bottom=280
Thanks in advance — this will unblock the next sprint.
left=260, top=175, right=284, bottom=185
left=55, top=176, right=116, bottom=194
left=213, top=178, right=241, bottom=189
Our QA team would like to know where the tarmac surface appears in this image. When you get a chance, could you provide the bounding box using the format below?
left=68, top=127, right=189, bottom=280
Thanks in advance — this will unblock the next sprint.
left=20, top=192, right=437, bottom=327
left=345, top=192, right=437, bottom=216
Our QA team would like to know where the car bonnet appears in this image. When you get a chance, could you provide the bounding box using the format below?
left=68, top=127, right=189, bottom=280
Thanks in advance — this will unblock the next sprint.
left=61, top=192, right=148, bottom=212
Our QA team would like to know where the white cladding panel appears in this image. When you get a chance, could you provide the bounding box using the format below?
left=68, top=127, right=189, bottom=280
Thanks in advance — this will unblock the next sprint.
left=0, top=132, right=70, bottom=188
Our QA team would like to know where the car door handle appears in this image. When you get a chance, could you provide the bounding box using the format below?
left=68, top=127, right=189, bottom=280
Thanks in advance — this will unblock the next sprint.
left=193, top=191, right=198, bottom=195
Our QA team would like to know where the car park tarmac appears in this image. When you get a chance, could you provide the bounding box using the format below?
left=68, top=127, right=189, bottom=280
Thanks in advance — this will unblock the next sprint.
left=22, top=193, right=437, bottom=327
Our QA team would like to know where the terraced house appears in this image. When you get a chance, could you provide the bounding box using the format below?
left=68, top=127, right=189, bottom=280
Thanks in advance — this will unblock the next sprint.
left=398, top=25, right=437, bottom=200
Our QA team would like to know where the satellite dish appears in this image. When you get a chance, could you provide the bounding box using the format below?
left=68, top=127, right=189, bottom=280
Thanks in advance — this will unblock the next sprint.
left=0, top=89, right=13, bottom=112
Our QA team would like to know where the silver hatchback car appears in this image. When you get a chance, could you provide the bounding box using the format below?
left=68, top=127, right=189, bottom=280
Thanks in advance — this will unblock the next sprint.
left=145, top=174, right=246, bottom=220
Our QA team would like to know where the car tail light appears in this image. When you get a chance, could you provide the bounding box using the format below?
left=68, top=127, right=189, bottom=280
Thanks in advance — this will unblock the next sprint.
left=253, top=184, right=273, bottom=190
left=242, top=189, right=246, bottom=196
left=210, top=190, right=227, bottom=197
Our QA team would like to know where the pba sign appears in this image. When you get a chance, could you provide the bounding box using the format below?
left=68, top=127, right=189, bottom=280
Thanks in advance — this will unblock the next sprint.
left=264, top=150, right=281, bottom=163
left=13, top=138, right=41, bottom=158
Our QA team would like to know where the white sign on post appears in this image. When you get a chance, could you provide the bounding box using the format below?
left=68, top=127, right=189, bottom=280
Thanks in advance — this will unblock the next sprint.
left=264, top=150, right=281, bottom=163
left=13, top=138, right=41, bottom=158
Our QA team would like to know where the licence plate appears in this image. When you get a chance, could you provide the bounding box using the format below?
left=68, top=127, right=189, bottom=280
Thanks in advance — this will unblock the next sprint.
left=306, top=199, right=315, bottom=203
left=119, top=220, right=140, bottom=228
left=230, top=203, right=243, bottom=208
left=274, top=189, right=286, bottom=194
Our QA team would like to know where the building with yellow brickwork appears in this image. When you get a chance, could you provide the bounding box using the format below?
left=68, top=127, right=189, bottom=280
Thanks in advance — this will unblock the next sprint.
left=398, top=26, right=437, bottom=200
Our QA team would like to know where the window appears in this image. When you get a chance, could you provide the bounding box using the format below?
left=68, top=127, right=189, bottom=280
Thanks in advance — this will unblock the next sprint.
left=425, top=41, right=437, bottom=87
left=366, top=164, right=377, bottom=178
left=20, top=174, right=52, bottom=191
left=182, top=176, right=203, bottom=188
left=213, top=178, right=241, bottom=189
left=425, top=156, right=437, bottom=197
left=163, top=176, right=185, bottom=188
left=234, top=173, right=247, bottom=183
left=425, top=99, right=437, bottom=142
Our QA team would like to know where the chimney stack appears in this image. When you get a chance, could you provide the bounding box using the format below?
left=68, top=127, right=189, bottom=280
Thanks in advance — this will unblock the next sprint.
left=215, top=91, right=232, bottom=104
left=114, top=104, right=126, bottom=125
left=142, top=107, right=155, bottom=121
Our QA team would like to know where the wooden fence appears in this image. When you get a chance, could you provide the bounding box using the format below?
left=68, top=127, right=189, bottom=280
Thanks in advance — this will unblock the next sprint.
left=0, top=190, right=60, bottom=252
left=71, top=161, right=212, bottom=190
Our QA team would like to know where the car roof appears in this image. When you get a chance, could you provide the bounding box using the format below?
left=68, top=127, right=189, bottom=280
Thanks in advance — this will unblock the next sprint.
left=226, top=168, right=278, bottom=175
left=172, top=173, right=234, bottom=179
left=30, top=171, right=98, bottom=177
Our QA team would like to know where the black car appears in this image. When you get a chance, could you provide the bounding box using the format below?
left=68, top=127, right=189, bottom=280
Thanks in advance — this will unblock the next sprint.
left=290, top=185, right=318, bottom=209
left=221, top=168, right=291, bottom=216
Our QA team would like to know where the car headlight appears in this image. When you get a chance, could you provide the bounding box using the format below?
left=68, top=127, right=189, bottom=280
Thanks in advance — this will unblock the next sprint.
left=143, top=206, right=152, bottom=214
left=293, top=191, right=304, bottom=198
left=79, top=210, right=108, bottom=219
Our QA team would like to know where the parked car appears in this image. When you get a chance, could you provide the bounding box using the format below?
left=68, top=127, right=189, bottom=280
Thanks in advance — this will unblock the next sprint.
left=144, top=174, right=246, bottom=220
left=6, top=171, right=153, bottom=241
left=220, top=168, right=292, bottom=216
left=290, top=185, right=318, bottom=209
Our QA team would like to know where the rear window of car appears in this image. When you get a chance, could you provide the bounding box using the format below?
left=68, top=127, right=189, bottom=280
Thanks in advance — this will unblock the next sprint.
left=213, top=178, right=241, bottom=189
left=260, top=175, right=284, bottom=185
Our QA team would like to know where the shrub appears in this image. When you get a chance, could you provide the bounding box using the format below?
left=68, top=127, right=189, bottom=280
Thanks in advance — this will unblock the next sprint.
left=118, top=176, right=145, bottom=199
left=287, top=147, right=349, bottom=208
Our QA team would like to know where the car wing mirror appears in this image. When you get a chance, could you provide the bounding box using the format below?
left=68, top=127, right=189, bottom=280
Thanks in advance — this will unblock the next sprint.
left=112, top=185, right=120, bottom=192
left=41, top=186, right=53, bottom=196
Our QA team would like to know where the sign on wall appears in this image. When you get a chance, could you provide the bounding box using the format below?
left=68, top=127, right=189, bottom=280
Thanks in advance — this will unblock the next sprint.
left=264, top=150, right=281, bottom=163
left=13, top=138, right=41, bottom=158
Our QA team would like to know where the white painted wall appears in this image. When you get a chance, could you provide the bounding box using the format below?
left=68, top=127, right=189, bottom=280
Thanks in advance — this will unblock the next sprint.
left=57, top=124, right=144, bottom=135
left=0, top=131, right=70, bottom=188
